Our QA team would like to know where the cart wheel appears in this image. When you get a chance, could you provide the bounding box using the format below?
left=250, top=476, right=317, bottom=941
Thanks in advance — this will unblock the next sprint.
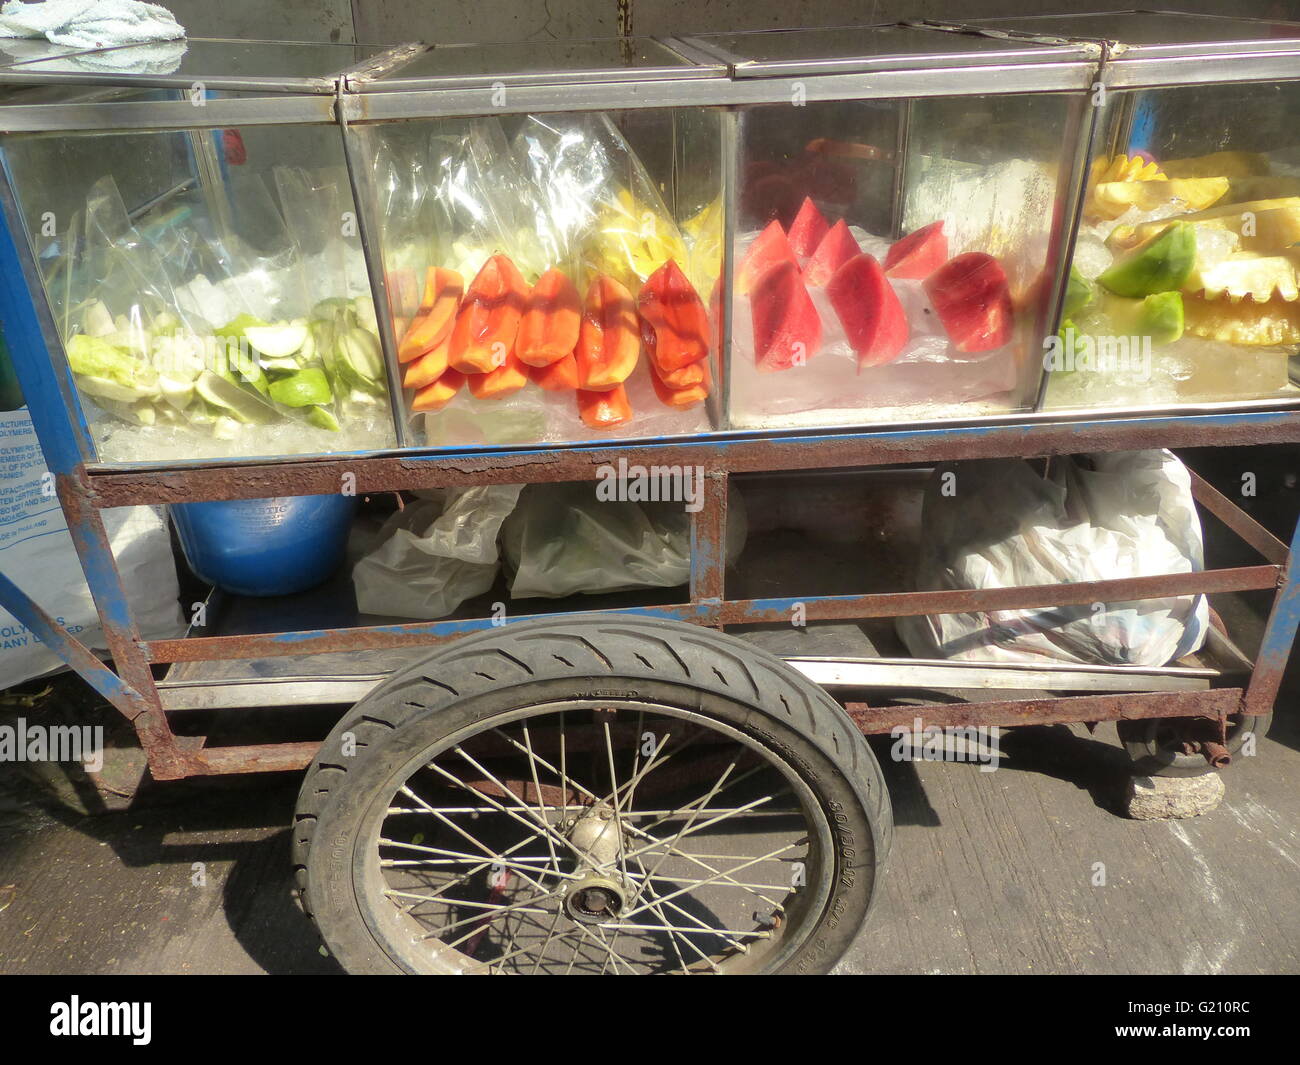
left=1116, top=712, right=1272, bottom=777
left=293, top=615, right=891, bottom=974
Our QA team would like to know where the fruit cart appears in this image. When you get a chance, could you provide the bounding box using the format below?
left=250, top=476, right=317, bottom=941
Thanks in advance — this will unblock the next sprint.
left=0, top=13, right=1298, bottom=974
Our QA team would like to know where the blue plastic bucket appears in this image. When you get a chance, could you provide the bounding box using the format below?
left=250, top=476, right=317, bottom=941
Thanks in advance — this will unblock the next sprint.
left=171, top=494, right=357, bottom=597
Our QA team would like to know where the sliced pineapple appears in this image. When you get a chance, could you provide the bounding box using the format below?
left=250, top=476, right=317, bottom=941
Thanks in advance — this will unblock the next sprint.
left=1108, top=197, right=1300, bottom=255
left=1227, top=175, right=1300, bottom=204
left=1188, top=252, right=1300, bottom=304
left=1090, top=153, right=1167, bottom=185
left=1183, top=291, right=1300, bottom=345
left=1090, top=176, right=1229, bottom=220
left=1162, top=150, right=1270, bottom=180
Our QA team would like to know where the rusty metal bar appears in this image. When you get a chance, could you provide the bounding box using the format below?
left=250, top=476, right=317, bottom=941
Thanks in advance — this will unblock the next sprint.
left=57, top=477, right=189, bottom=779
left=1188, top=468, right=1291, bottom=565
left=843, top=687, right=1241, bottom=734
left=0, top=569, right=141, bottom=714
left=1242, top=506, right=1300, bottom=718
left=719, top=565, right=1280, bottom=625
left=188, top=741, right=320, bottom=776
left=81, top=411, right=1300, bottom=510
left=690, top=470, right=728, bottom=607
left=143, top=563, right=1277, bottom=665
left=146, top=603, right=717, bottom=663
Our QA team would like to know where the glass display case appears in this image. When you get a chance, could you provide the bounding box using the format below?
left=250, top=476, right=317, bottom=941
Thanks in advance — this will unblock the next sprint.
left=678, top=24, right=1095, bottom=430
left=1, top=18, right=1298, bottom=470
left=970, top=13, right=1300, bottom=414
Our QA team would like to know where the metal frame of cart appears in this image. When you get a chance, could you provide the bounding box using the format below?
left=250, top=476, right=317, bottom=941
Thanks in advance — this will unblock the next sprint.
left=0, top=14, right=1297, bottom=786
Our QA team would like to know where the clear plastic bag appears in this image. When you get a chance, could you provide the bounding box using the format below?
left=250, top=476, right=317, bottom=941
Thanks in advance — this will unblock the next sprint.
left=352, top=485, right=523, bottom=620
left=896, top=450, right=1209, bottom=667
left=501, top=482, right=747, bottom=599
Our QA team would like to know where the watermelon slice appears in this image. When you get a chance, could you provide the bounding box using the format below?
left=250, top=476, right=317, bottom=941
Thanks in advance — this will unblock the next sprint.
left=737, top=220, right=798, bottom=295
left=924, top=252, right=1015, bottom=353
left=826, top=254, right=909, bottom=368
left=787, top=197, right=830, bottom=259
left=751, top=260, right=822, bottom=371
left=804, top=219, right=862, bottom=287
left=884, top=221, right=948, bottom=280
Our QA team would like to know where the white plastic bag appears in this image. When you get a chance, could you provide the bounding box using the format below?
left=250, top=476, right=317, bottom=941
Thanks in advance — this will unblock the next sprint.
left=501, top=482, right=747, bottom=599
left=0, top=407, right=184, bottom=689
left=896, top=450, right=1209, bottom=667
left=352, top=485, right=523, bottom=620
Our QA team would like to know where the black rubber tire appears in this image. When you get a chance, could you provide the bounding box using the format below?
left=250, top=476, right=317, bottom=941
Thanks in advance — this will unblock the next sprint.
left=292, top=614, right=892, bottom=974
left=1117, top=712, right=1272, bottom=777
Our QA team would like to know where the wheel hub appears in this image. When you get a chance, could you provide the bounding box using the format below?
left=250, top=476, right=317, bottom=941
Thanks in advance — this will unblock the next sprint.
left=563, top=802, right=628, bottom=924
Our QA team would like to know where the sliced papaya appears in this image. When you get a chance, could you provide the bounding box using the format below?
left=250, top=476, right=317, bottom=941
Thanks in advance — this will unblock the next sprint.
left=924, top=253, right=1014, bottom=353
left=826, top=253, right=909, bottom=368
left=398, top=267, right=463, bottom=363
left=402, top=335, right=450, bottom=390
left=639, top=313, right=706, bottom=388
left=751, top=259, right=822, bottom=371
left=467, top=349, right=529, bottom=399
left=578, top=383, right=632, bottom=428
left=737, top=220, right=798, bottom=295
left=411, top=368, right=466, bottom=412
left=787, top=197, right=829, bottom=259
left=528, top=351, right=579, bottom=391
left=804, top=219, right=861, bottom=287
left=575, top=275, right=640, bottom=391
left=515, top=266, right=581, bottom=368
left=638, top=259, right=711, bottom=372
left=649, top=358, right=710, bottom=409
left=447, top=255, right=529, bottom=374
left=884, top=221, right=948, bottom=280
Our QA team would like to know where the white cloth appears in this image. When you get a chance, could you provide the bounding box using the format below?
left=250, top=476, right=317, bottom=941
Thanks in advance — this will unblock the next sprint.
left=0, top=0, right=184, bottom=50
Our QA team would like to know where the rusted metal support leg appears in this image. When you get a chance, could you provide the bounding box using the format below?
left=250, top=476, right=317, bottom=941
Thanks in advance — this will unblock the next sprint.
left=57, top=476, right=189, bottom=780
left=1242, top=509, right=1300, bottom=720
left=689, top=469, right=728, bottom=625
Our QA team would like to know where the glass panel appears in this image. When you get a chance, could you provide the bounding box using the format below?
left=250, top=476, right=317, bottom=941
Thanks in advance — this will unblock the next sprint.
left=728, top=92, right=1074, bottom=430
left=374, top=37, right=695, bottom=84
left=1045, top=80, right=1300, bottom=412
left=351, top=107, right=723, bottom=448
left=5, top=39, right=380, bottom=82
left=1, top=110, right=398, bottom=463
left=695, top=24, right=1067, bottom=66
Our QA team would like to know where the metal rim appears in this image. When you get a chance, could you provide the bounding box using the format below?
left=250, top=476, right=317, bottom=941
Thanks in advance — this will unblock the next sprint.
left=349, top=698, right=837, bottom=974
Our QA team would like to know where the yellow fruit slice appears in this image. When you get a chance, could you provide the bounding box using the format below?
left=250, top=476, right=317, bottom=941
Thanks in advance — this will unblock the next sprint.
left=1162, top=151, right=1270, bottom=180
left=1227, top=176, right=1300, bottom=204
left=1090, top=177, right=1229, bottom=221
left=1188, top=253, right=1300, bottom=304
left=1108, top=197, right=1300, bottom=256
left=1183, top=292, right=1300, bottom=345
left=1089, top=153, right=1167, bottom=186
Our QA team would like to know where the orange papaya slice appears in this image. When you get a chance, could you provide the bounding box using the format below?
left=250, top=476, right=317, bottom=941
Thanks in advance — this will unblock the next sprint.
left=398, top=267, right=463, bottom=363
left=575, top=275, right=640, bottom=391
left=448, top=255, right=529, bottom=374
left=515, top=266, right=581, bottom=368
left=528, top=352, right=579, bottom=392
left=402, top=334, right=450, bottom=390
left=467, top=349, right=529, bottom=399
left=638, top=259, right=710, bottom=372
left=649, top=358, right=710, bottom=409
left=578, top=383, right=632, bottom=428
left=638, top=312, right=706, bottom=389
left=410, top=368, right=465, bottom=412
